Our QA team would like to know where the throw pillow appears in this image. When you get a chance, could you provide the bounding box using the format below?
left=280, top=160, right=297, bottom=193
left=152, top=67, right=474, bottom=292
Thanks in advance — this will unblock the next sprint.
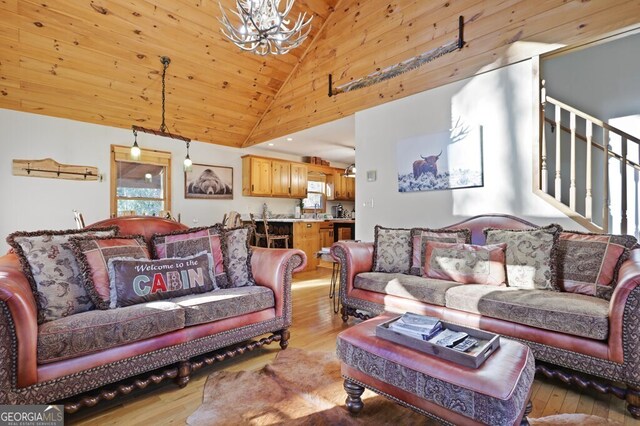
left=71, top=235, right=150, bottom=310
left=423, top=241, right=507, bottom=285
left=484, top=224, right=562, bottom=291
left=410, top=227, right=472, bottom=275
left=372, top=225, right=412, bottom=274
left=557, top=231, right=638, bottom=300
left=152, top=225, right=228, bottom=288
left=6, top=226, right=119, bottom=323
left=107, top=252, right=217, bottom=308
left=222, top=226, right=255, bottom=288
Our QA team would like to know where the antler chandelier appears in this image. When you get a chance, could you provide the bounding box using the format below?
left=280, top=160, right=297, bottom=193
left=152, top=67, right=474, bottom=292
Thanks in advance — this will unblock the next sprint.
left=218, top=0, right=312, bottom=55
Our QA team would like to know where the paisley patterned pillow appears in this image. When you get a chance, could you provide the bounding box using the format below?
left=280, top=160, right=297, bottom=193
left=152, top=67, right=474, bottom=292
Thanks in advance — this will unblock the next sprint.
left=7, top=226, right=119, bottom=323
left=410, top=227, right=472, bottom=276
left=372, top=226, right=412, bottom=274
left=424, top=241, right=507, bottom=285
left=557, top=231, right=638, bottom=300
left=222, top=226, right=255, bottom=288
left=484, top=224, right=562, bottom=291
left=71, top=235, right=150, bottom=310
left=152, top=225, right=227, bottom=288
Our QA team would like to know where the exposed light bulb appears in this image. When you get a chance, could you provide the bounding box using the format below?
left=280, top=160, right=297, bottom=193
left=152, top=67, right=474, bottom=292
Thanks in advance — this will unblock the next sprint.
left=184, top=155, right=193, bottom=172
left=144, top=173, right=152, bottom=183
left=352, top=166, right=357, bottom=173
left=130, top=129, right=141, bottom=160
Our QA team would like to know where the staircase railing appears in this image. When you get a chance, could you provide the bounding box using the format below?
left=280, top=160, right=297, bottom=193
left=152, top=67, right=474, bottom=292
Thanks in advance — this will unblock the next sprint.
left=539, top=87, right=640, bottom=235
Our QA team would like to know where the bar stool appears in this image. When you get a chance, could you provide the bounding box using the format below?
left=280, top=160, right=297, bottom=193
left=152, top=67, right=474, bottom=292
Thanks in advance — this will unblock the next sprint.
left=318, top=250, right=340, bottom=314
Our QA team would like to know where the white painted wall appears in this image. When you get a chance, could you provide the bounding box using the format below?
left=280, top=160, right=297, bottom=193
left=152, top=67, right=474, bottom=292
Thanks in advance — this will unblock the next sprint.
left=0, top=109, right=351, bottom=251
left=354, top=59, right=586, bottom=242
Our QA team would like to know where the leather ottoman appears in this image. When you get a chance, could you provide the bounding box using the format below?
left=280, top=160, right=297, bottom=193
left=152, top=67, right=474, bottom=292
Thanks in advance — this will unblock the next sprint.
left=336, top=314, right=535, bottom=426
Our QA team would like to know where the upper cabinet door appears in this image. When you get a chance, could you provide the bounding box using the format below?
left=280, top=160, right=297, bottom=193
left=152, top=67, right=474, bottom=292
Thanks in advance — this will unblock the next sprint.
left=250, top=157, right=272, bottom=195
left=290, top=164, right=308, bottom=198
left=271, top=160, right=291, bottom=197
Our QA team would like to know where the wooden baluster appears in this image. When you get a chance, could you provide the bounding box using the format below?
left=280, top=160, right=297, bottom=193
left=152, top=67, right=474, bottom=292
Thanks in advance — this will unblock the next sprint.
left=540, top=98, right=549, bottom=194
left=569, top=112, right=577, bottom=210
left=555, top=106, right=562, bottom=201
left=585, top=122, right=593, bottom=220
left=603, top=128, right=610, bottom=233
left=621, top=137, right=628, bottom=234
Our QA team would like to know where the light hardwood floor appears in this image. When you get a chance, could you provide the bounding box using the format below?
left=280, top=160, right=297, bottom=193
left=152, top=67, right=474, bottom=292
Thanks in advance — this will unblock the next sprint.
left=69, top=268, right=640, bottom=425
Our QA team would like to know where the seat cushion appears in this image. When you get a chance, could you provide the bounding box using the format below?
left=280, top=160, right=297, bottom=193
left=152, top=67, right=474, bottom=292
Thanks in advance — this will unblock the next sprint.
left=354, top=272, right=462, bottom=306
left=38, top=301, right=185, bottom=363
left=445, top=285, right=610, bottom=340
left=169, top=286, right=275, bottom=326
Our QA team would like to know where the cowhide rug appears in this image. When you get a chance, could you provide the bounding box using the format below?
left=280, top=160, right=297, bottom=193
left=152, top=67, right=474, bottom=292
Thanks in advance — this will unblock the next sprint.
left=187, top=348, right=620, bottom=425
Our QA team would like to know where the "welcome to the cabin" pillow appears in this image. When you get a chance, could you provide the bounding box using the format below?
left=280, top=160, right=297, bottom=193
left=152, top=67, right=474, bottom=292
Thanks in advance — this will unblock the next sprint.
left=107, top=252, right=217, bottom=308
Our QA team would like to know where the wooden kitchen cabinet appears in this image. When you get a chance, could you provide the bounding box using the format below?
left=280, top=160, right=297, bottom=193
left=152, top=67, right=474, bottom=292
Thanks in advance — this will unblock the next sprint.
left=242, top=156, right=272, bottom=196
left=331, top=171, right=355, bottom=201
left=271, top=160, right=291, bottom=197
left=319, top=222, right=334, bottom=248
left=290, top=163, right=308, bottom=198
left=293, top=222, right=320, bottom=271
left=242, top=155, right=308, bottom=199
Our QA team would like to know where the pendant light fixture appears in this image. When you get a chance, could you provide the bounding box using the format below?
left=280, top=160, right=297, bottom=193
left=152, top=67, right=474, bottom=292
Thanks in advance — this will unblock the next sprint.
left=130, top=128, right=141, bottom=160
left=184, top=141, right=193, bottom=172
left=218, top=0, right=313, bottom=55
left=343, top=163, right=356, bottom=178
left=129, top=56, right=192, bottom=159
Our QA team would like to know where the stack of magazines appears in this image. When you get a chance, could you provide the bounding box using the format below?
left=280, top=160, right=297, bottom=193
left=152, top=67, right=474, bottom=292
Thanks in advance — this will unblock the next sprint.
left=389, top=313, right=478, bottom=352
left=388, top=313, right=443, bottom=341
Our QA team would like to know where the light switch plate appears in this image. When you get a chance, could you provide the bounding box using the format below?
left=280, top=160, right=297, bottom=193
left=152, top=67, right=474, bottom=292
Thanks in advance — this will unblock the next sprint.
left=366, top=170, right=377, bottom=182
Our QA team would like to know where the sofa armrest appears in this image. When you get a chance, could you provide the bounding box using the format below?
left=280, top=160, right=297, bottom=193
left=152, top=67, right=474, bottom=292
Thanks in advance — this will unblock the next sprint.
left=0, top=253, right=38, bottom=388
left=330, top=241, right=374, bottom=303
left=251, top=248, right=306, bottom=321
left=608, top=249, right=640, bottom=366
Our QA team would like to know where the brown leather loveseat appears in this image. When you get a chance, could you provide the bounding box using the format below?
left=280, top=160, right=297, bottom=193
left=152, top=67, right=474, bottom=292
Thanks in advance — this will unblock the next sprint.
left=0, top=216, right=306, bottom=411
left=331, top=214, right=640, bottom=417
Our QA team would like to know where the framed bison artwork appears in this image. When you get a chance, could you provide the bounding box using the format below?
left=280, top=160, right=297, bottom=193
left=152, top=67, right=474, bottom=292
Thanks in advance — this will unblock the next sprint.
left=396, top=121, right=483, bottom=192
left=185, top=164, right=233, bottom=199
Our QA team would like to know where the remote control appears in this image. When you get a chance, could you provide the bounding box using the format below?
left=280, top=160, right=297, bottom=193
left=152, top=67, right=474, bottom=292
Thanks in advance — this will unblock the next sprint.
left=452, top=338, right=478, bottom=352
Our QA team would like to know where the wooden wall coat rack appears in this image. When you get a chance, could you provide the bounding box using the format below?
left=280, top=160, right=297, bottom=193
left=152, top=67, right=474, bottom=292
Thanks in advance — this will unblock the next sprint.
left=328, top=16, right=466, bottom=97
left=12, top=158, right=101, bottom=181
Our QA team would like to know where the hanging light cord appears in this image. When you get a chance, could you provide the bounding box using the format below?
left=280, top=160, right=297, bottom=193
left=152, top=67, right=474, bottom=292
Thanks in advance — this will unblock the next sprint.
left=160, top=56, right=170, bottom=133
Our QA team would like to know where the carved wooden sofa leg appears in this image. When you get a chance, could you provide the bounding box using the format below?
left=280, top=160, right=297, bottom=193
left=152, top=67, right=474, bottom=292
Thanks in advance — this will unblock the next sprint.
left=341, top=306, right=349, bottom=323
left=175, top=361, right=192, bottom=388
left=279, top=329, right=290, bottom=349
left=626, top=385, right=640, bottom=418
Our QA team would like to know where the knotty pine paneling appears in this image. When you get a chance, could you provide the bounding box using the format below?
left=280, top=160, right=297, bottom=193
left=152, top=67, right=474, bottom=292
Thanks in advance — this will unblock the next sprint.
left=245, top=0, right=640, bottom=146
left=0, top=0, right=338, bottom=145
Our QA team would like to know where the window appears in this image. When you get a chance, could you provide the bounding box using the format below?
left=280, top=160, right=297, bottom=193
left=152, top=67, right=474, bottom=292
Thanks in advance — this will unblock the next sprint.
left=111, top=145, right=171, bottom=217
left=302, top=174, right=326, bottom=211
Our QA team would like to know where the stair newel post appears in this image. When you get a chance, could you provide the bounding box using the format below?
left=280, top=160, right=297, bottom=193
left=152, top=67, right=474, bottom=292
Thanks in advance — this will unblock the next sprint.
left=555, top=106, right=562, bottom=201
left=621, top=137, right=628, bottom=234
left=603, top=128, right=610, bottom=233
left=569, top=112, right=577, bottom=210
left=585, top=121, right=593, bottom=220
left=540, top=80, right=548, bottom=193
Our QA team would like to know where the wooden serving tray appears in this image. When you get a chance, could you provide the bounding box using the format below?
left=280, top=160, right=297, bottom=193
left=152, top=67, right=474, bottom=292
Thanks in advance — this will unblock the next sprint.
left=375, top=316, right=500, bottom=369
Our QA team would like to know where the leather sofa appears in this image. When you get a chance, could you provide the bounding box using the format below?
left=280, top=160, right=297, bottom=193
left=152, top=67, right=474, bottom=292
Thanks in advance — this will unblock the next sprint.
left=331, top=214, right=640, bottom=417
left=0, top=216, right=306, bottom=411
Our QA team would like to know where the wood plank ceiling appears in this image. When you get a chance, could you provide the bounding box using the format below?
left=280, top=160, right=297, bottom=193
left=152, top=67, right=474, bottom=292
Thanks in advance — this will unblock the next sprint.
left=1, top=1, right=639, bottom=148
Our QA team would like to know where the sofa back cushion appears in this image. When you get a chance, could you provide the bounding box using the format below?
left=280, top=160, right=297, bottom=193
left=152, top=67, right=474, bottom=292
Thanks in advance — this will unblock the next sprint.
left=484, top=224, right=562, bottom=291
left=152, top=226, right=228, bottom=288
left=222, top=226, right=255, bottom=288
left=557, top=231, right=638, bottom=300
left=7, top=227, right=118, bottom=323
left=410, top=228, right=471, bottom=276
left=372, top=226, right=412, bottom=274
left=445, top=214, right=536, bottom=245
left=424, top=241, right=507, bottom=285
left=107, top=252, right=217, bottom=308
left=87, top=216, right=187, bottom=244
left=71, top=235, right=150, bottom=310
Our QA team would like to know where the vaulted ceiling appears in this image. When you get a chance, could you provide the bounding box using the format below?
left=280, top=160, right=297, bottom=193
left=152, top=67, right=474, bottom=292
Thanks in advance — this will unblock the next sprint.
left=1, top=1, right=639, bottom=149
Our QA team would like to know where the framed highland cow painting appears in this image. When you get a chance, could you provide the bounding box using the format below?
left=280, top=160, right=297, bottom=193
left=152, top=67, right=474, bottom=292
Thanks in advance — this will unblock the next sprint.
left=396, top=121, right=483, bottom=193
left=185, top=164, right=233, bottom=199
